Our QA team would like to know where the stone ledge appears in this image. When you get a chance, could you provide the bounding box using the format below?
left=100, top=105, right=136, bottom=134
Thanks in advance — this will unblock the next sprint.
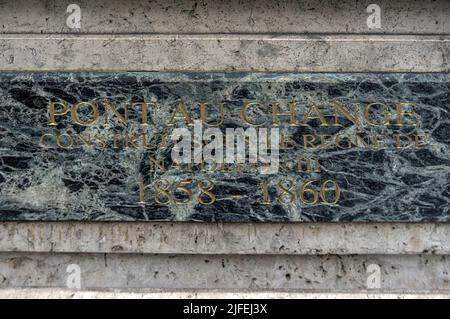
left=1, top=0, right=449, bottom=35
left=0, top=35, right=448, bottom=72
left=1, top=222, right=449, bottom=254
left=0, top=288, right=448, bottom=299
left=1, top=252, right=449, bottom=290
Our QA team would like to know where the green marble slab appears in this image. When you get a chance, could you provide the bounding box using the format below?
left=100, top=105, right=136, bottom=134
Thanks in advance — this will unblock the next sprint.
left=0, top=72, right=449, bottom=222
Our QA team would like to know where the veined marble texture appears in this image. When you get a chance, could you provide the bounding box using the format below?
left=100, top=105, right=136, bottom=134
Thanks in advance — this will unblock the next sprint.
left=0, top=72, right=449, bottom=222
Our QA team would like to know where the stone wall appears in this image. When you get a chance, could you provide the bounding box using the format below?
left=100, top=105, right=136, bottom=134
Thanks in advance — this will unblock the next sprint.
left=0, top=0, right=449, bottom=297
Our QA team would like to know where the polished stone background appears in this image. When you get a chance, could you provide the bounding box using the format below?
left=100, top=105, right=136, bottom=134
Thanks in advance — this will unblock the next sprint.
left=0, top=72, right=449, bottom=222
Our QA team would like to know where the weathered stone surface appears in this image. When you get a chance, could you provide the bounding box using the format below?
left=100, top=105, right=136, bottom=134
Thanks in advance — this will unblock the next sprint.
left=1, top=289, right=448, bottom=299
left=0, top=72, right=449, bottom=222
left=1, top=0, right=449, bottom=34
left=1, top=222, right=450, bottom=254
left=0, top=35, right=449, bottom=72
left=1, top=252, right=450, bottom=291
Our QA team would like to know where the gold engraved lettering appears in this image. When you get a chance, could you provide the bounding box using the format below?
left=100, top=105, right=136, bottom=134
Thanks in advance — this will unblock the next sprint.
left=239, top=102, right=266, bottom=127
left=168, top=101, right=194, bottom=126
left=272, top=102, right=297, bottom=127
left=48, top=101, right=69, bottom=126
left=71, top=102, right=99, bottom=126
left=199, top=102, right=224, bottom=127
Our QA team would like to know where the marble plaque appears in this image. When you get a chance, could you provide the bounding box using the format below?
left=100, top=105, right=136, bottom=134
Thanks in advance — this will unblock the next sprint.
left=0, top=72, right=449, bottom=222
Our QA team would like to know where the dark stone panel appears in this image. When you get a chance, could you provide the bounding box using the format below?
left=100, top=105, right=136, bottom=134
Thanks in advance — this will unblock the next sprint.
left=0, top=72, right=449, bottom=222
